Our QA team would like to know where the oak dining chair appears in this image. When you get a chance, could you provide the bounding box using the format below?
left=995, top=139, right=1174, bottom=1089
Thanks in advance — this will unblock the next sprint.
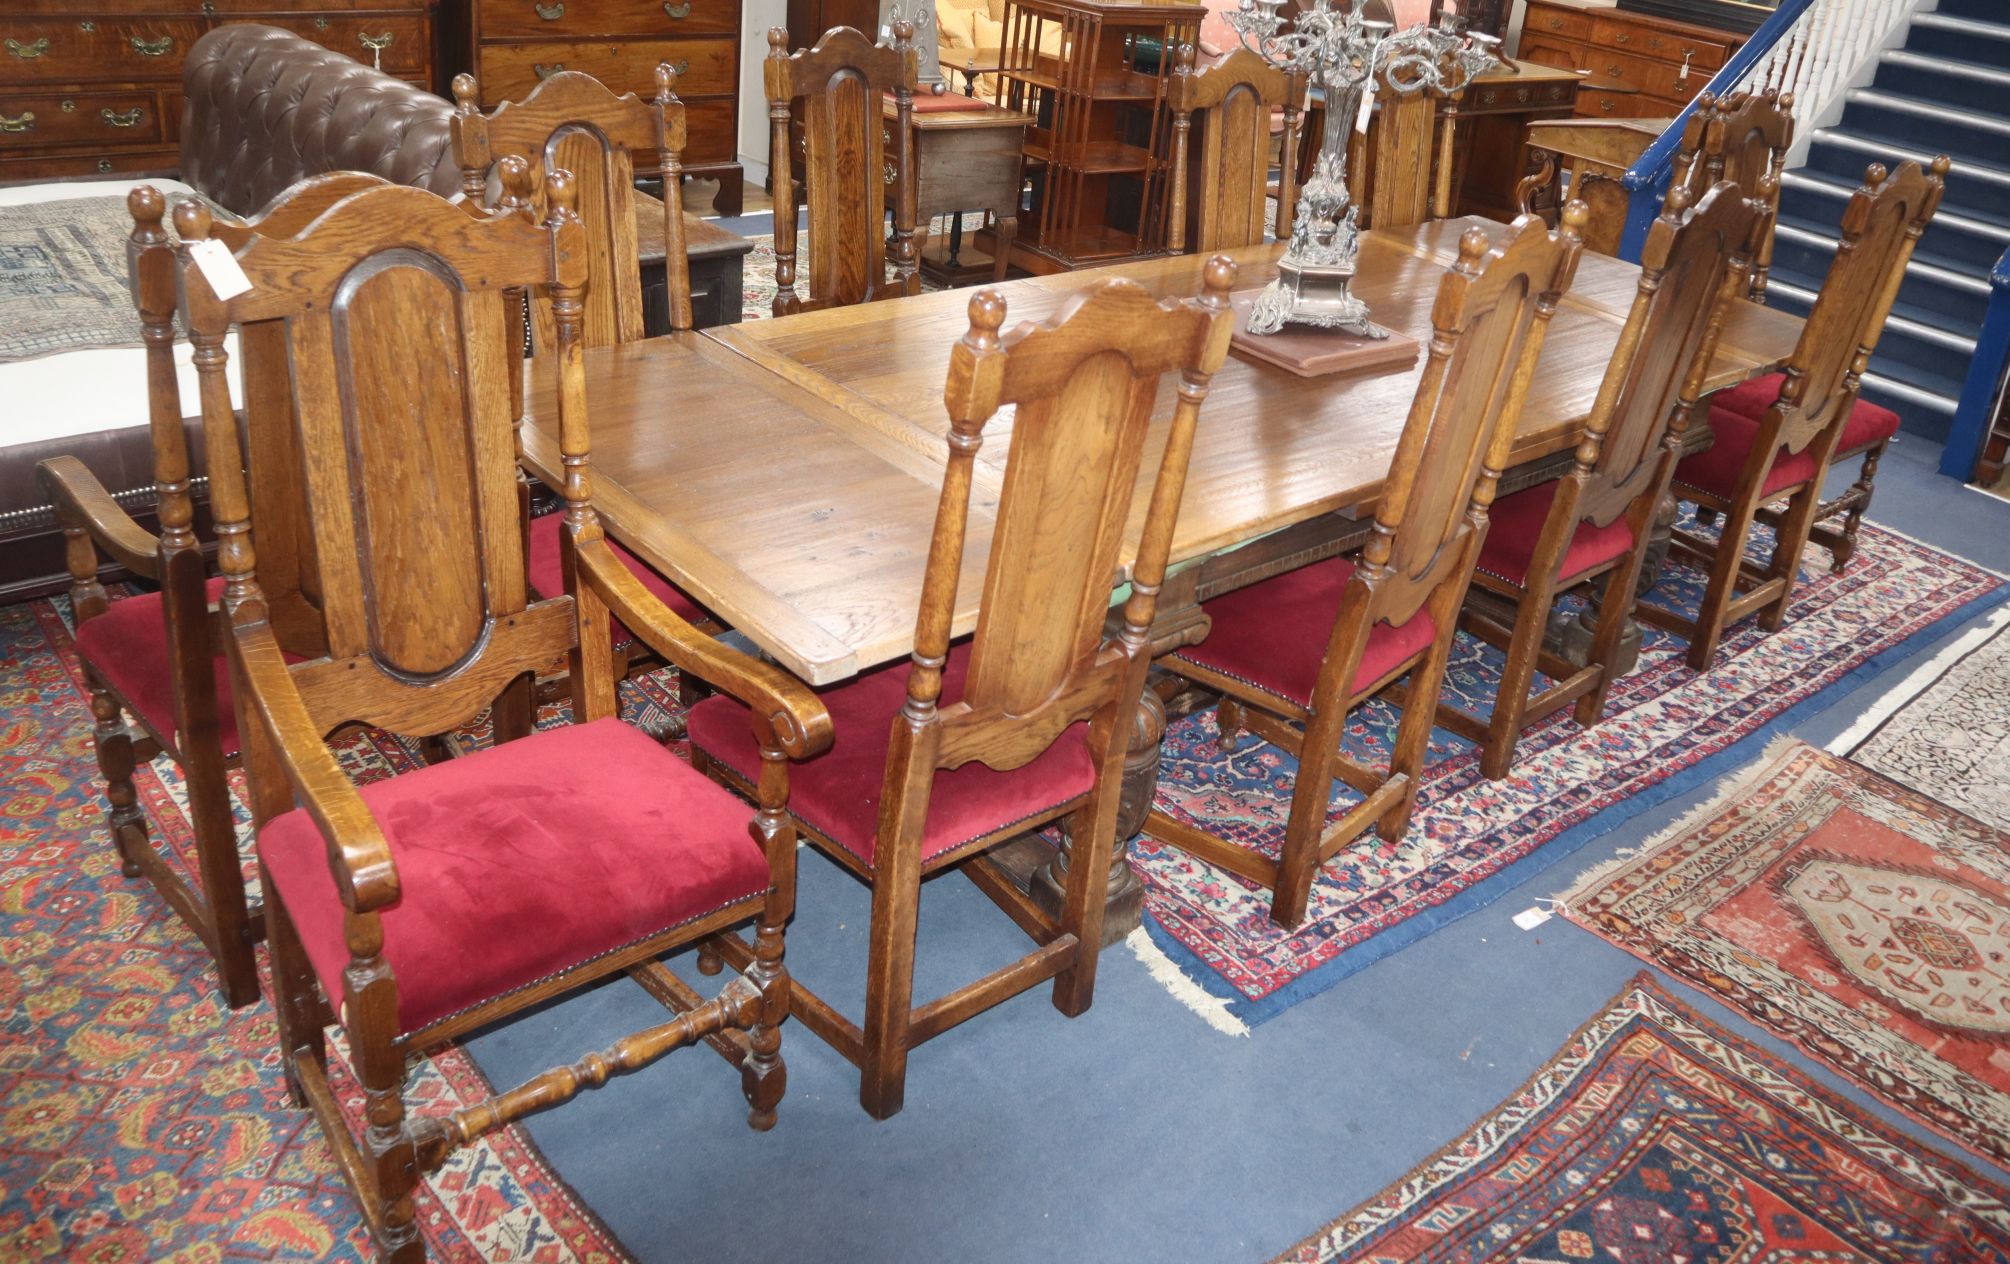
left=1439, top=180, right=1765, bottom=778
left=1641, top=157, right=1949, bottom=670
left=766, top=22, right=921, bottom=317
left=1148, top=206, right=1588, bottom=929
left=1673, top=88, right=1793, bottom=303
left=1168, top=43, right=1301, bottom=252
left=176, top=171, right=828, bottom=1264
left=686, top=258, right=1241, bottom=1119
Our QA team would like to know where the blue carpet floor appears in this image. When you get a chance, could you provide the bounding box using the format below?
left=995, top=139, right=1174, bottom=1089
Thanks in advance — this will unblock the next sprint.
left=464, top=433, right=2010, bottom=1262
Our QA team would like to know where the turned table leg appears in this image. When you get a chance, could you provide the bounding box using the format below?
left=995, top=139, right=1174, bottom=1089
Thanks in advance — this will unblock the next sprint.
left=1026, top=687, right=1162, bottom=946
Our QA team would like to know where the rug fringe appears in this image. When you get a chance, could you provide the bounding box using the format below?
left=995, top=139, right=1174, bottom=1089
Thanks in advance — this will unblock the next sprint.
left=1127, top=928, right=1250, bottom=1038
left=1826, top=601, right=2010, bottom=755
left=1557, top=734, right=1810, bottom=904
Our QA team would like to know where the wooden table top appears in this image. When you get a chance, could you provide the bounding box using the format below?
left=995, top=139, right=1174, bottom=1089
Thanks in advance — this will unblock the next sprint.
left=518, top=218, right=1804, bottom=685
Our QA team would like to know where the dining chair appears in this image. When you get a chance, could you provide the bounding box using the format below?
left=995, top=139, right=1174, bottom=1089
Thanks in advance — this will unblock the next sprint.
left=35, top=174, right=397, bottom=1009
left=1439, top=180, right=1765, bottom=778
left=1673, top=88, right=1793, bottom=303
left=175, top=171, right=830, bottom=1264
left=1640, top=157, right=1949, bottom=671
left=1148, top=206, right=1588, bottom=930
left=765, top=22, right=920, bottom=317
left=686, top=258, right=1241, bottom=1119
left=1168, top=44, right=1301, bottom=252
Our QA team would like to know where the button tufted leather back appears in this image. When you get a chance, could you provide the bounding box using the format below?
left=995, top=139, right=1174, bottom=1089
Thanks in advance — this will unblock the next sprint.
left=180, top=24, right=461, bottom=216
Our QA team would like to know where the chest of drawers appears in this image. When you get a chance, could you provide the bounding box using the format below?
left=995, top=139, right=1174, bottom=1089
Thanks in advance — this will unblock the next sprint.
left=0, top=1, right=437, bottom=184
left=1518, top=0, right=1743, bottom=120
left=445, top=0, right=745, bottom=215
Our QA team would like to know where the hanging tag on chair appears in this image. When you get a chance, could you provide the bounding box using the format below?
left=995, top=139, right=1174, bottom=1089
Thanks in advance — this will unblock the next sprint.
left=187, top=238, right=251, bottom=300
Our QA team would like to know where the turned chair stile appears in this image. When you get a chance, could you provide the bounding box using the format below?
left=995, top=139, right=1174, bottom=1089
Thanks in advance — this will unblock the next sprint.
left=1671, top=88, right=1792, bottom=303
left=1640, top=157, right=1950, bottom=671
left=34, top=173, right=407, bottom=1008
left=175, top=169, right=830, bottom=1264
left=1168, top=44, right=1301, bottom=252
left=765, top=22, right=920, bottom=317
left=1149, top=207, right=1588, bottom=929
left=686, top=258, right=1240, bottom=1119
left=1438, top=181, right=1766, bottom=779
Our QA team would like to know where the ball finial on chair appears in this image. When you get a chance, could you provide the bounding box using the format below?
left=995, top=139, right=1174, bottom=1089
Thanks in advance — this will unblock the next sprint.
left=452, top=72, right=479, bottom=113
left=127, top=185, right=165, bottom=232
left=172, top=198, right=212, bottom=243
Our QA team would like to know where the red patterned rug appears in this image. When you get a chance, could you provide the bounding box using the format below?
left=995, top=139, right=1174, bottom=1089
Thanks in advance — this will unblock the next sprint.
left=1565, top=738, right=2010, bottom=1169
left=1137, top=520, right=2006, bottom=1023
left=0, top=596, right=635, bottom=1261
left=1275, top=973, right=2010, bottom=1263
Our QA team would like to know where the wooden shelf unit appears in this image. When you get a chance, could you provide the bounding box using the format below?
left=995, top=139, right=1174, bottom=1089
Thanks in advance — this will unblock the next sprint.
left=993, top=0, right=1200, bottom=275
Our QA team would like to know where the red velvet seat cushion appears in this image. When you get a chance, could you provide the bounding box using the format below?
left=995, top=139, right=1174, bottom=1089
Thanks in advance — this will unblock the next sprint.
left=1169, top=555, right=1435, bottom=710
left=526, top=513, right=707, bottom=649
left=902, top=91, right=994, bottom=114
left=75, top=576, right=246, bottom=756
left=258, top=717, right=768, bottom=1036
left=1709, top=372, right=1903, bottom=454
left=1475, top=480, right=1636, bottom=587
left=1674, top=404, right=1819, bottom=501
left=686, top=645, right=1096, bottom=871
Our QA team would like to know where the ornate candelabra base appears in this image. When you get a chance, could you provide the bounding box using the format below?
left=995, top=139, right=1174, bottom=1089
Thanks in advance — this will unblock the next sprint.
left=1244, top=254, right=1390, bottom=338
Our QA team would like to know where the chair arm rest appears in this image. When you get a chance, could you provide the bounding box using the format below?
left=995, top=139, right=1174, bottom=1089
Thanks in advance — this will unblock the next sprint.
left=233, top=619, right=400, bottom=914
left=574, top=538, right=834, bottom=760
left=35, top=456, right=162, bottom=581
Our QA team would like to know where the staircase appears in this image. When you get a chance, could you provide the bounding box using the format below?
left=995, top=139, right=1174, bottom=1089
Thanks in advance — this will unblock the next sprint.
left=1766, top=0, right=2010, bottom=444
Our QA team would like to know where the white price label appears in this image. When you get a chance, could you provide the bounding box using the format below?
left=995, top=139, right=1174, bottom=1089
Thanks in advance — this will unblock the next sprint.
left=1354, top=89, right=1374, bottom=135
left=187, top=238, right=252, bottom=300
left=1511, top=906, right=1552, bottom=931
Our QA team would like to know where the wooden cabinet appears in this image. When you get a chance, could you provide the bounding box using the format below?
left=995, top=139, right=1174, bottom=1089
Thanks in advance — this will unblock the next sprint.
left=1518, top=0, right=1740, bottom=119
left=446, top=0, right=745, bottom=215
left=0, top=1, right=437, bottom=184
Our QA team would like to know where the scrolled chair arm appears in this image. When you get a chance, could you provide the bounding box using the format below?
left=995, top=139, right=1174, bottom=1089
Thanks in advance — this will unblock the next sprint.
left=573, top=537, right=834, bottom=760
left=232, top=619, right=401, bottom=913
left=35, top=456, right=163, bottom=581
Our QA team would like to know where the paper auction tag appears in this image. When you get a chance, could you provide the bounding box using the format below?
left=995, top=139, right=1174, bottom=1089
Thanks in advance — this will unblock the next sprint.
left=186, top=238, right=252, bottom=300
left=1511, top=906, right=1552, bottom=931
left=1355, top=89, right=1374, bottom=134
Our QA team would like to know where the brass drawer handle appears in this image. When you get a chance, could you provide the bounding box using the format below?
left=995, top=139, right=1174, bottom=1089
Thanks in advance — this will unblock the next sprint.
left=6, top=36, right=49, bottom=58
left=358, top=30, right=392, bottom=68
left=1599, top=98, right=1614, bottom=112
left=1605, top=63, right=1620, bottom=76
left=101, top=106, right=143, bottom=128
left=665, top=1, right=692, bottom=16
left=669, top=57, right=689, bottom=75
left=0, top=111, right=35, bottom=132
left=535, top=1, right=565, bottom=17
left=1545, top=15, right=1562, bottom=28
left=97, top=158, right=112, bottom=172
left=314, top=16, right=329, bottom=28
left=882, top=161, right=896, bottom=185
left=1613, top=32, right=1631, bottom=44
left=534, top=61, right=564, bottom=79
left=131, top=35, right=174, bottom=56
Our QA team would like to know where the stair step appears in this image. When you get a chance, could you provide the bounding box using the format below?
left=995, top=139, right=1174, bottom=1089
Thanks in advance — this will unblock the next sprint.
left=1871, top=49, right=2010, bottom=117
left=1763, top=276, right=1973, bottom=438
left=1907, top=13, right=2010, bottom=70
left=1934, top=0, right=2009, bottom=23
left=1771, top=223, right=1990, bottom=335
left=1780, top=168, right=2010, bottom=273
left=1861, top=372, right=1960, bottom=445
left=1804, top=129, right=2010, bottom=229
left=1841, top=89, right=2010, bottom=171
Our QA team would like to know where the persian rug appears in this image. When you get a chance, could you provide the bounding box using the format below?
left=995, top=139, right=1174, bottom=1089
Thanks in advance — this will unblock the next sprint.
left=1563, top=738, right=2010, bottom=1167
left=1842, top=607, right=2010, bottom=831
left=0, top=193, right=218, bottom=361
left=0, top=596, right=637, bottom=1261
left=1274, top=973, right=2010, bottom=1263
left=1140, top=521, right=2006, bottom=1023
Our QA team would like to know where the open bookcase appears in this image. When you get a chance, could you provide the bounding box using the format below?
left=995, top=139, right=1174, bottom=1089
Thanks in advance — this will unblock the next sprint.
left=992, top=0, right=1203, bottom=273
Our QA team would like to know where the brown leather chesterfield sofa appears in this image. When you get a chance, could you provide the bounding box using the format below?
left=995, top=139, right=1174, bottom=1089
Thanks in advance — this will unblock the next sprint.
left=0, top=27, right=460, bottom=601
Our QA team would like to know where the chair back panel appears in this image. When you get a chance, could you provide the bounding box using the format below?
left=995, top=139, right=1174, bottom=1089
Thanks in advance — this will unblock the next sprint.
left=1672, top=89, right=1792, bottom=299
left=1774, top=157, right=1945, bottom=454
left=926, top=266, right=1238, bottom=772
left=1367, top=213, right=1582, bottom=626
left=1169, top=47, right=1297, bottom=253
left=1367, top=76, right=1437, bottom=231
left=1577, top=181, right=1760, bottom=525
left=452, top=70, right=662, bottom=349
left=176, top=183, right=585, bottom=737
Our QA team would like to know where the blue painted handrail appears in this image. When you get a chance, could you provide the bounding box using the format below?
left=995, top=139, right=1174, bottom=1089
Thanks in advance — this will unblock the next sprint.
left=1613, top=0, right=1817, bottom=262
left=1940, top=242, right=2010, bottom=480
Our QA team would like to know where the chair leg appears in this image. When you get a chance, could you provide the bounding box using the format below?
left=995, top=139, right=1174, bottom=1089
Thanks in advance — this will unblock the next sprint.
left=1760, top=482, right=1823, bottom=633
left=1052, top=796, right=1118, bottom=1018
left=1684, top=498, right=1758, bottom=672
left=1478, top=582, right=1554, bottom=781
left=1831, top=440, right=1885, bottom=574
left=1215, top=696, right=1244, bottom=752
left=184, top=750, right=259, bottom=1008
left=1383, top=641, right=1457, bottom=841
left=1575, top=553, right=1644, bottom=728
left=86, top=673, right=146, bottom=880
left=859, top=845, right=923, bottom=1121
left=352, top=995, right=424, bottom=1263
left=261, top=870, right=325, bottom=1109
left=739, top=895, right=790, bottom=1132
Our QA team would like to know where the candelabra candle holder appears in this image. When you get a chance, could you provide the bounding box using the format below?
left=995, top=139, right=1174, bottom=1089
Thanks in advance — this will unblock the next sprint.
left=1226, top=0, right=1499, bottom=336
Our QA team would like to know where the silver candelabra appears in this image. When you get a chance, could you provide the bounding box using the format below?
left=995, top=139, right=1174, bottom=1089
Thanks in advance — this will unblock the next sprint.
left=1225, top=0, right=1500, bottom=336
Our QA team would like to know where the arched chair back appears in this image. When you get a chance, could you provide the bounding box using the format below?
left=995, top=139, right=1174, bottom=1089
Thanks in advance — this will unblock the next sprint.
left=1168, top=45, right=1300, bottom=252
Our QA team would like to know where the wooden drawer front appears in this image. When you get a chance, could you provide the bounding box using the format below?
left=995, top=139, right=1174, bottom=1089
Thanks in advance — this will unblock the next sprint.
left=250, top=14, right=428, bottom=73
left=680, top=95, right=735, bottom=164
left=1518, top=36, right=1586, bottom=75
left=477, top=39, right=736, bottom=103
left=1524, top=4, right=1591, bottom=41
left=481, top=0, right=739, bottom=42
left=0, top=146, right=177, bottom=182
left=0, top=18, right=204, bottom=83
left=1588, top=17, right=1729, bottom=71
left=1586, top=47, right=1705, bottom=100
left=0, top=89, right=162, bottom=149
left=1576, top=90, right=1643, bottom=119
left=206, top=0, right=424, bottom=12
